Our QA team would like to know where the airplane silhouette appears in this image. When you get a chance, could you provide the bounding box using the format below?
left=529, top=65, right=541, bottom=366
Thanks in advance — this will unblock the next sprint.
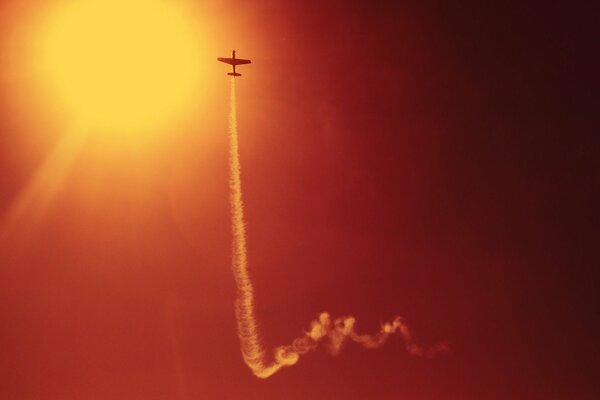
left=217, top=50, right=251, bottom=77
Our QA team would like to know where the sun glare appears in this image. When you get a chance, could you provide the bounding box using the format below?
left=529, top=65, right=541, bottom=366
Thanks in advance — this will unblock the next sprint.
left=41, top=0, right=200, bottom=133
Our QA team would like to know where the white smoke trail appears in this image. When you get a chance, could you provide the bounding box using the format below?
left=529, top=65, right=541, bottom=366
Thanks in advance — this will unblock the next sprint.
left=228, top=76, right=271, bottom=375
left=227, top=77, right=447, bottom=379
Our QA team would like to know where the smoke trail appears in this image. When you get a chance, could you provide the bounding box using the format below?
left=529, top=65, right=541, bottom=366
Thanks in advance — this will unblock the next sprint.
left=227, top=78, right=447, bottom=379
left=228, top=76, right=272, bottom=376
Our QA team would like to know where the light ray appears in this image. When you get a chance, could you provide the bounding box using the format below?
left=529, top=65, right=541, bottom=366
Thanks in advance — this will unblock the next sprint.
left=1, top=123, right=87, bottom=239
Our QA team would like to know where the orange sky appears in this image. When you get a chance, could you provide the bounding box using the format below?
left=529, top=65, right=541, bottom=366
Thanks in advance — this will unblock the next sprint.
left=0, top=0, right=597, bottom=399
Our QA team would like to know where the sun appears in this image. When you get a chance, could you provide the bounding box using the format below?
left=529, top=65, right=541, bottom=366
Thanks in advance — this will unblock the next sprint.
left=41, top=0, right=201, bottom=133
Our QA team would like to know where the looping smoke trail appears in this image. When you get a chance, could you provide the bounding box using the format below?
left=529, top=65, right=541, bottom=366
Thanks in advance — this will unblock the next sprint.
left=228, top=77, right=447, bottom=379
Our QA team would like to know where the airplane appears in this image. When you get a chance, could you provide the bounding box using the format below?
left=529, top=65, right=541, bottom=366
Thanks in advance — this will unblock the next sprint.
left=217, top=50, right=251, bottom=77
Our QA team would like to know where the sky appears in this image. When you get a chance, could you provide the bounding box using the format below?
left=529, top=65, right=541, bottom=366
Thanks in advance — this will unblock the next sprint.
left=0, top=0, right=598, bottom=399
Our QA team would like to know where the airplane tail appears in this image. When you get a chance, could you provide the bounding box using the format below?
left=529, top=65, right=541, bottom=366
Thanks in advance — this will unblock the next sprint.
left=228, top=72, right=242, bottom=77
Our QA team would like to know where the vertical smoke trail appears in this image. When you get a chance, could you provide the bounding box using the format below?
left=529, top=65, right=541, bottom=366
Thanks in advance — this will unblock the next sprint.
left=228, top=77, right=273, bottom=377
left=228, top=78, right=448, bottom=379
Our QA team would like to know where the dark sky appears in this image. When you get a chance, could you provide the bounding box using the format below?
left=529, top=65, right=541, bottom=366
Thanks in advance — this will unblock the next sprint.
left=0, top=0, right=598, bottom=399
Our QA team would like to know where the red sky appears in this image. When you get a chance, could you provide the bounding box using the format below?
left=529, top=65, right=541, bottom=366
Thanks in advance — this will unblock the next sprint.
left=0, top=0, right=597, bottom=399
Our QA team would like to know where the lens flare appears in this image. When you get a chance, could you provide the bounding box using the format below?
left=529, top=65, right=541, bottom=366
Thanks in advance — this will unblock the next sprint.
left=40, top=0, right=200, bottom=133
left=228, top=78, right=448, bottom=379
left=0, top=123, right=87, bottom=239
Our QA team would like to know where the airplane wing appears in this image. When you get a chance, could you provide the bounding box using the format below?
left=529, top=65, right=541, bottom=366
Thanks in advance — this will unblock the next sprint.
left=217, top=57, right=251, bottom=66
left=233, top=58, right=251, bottom=65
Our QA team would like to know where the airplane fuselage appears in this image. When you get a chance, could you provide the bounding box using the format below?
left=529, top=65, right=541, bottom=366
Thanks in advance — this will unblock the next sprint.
left=217, top=50, right=251, bottom=77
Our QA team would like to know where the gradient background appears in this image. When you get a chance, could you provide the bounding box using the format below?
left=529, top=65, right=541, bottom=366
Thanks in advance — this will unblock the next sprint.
left=0, top=0, right=598, bottom=399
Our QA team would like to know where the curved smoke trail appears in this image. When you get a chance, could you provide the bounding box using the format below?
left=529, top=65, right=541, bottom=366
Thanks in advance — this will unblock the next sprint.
left=228, top=76, right=271, bottom=375
left=228, top=78, right=447, bottom=379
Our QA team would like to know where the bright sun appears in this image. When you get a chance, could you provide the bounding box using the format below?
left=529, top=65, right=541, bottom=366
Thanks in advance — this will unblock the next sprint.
left=41, top=0, right=200, bottom=132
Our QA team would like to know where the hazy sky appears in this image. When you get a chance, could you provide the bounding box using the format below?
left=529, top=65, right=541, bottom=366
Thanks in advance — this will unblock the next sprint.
left=0, top=0, right=597, bottom=399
